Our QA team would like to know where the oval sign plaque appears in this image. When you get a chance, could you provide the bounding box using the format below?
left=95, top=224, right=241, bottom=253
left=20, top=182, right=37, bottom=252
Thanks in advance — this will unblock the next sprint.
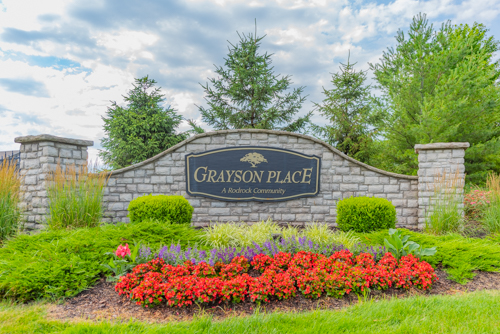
left=185, top=146, right=321, bottom=201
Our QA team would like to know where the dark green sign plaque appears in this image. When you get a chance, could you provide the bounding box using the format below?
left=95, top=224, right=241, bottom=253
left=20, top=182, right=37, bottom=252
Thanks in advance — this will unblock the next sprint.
left=185, top=146, right=321, bottom=201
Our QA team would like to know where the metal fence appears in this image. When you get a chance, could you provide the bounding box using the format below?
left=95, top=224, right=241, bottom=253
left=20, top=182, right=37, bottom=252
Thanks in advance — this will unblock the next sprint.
left=0, top=150, right=20, bottom=170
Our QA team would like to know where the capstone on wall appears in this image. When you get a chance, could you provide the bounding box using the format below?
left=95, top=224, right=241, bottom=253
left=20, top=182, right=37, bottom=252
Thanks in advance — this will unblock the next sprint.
left=415, top=142, right=469, bottom=227
left=101, top=130, right=419, bottom=227
left=14, top=135, right=92, bottom=230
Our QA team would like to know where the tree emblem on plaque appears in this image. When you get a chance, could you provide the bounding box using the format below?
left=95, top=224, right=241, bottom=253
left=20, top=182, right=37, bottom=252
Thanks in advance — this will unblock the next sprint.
left=240, top=152, right=268, bottom=168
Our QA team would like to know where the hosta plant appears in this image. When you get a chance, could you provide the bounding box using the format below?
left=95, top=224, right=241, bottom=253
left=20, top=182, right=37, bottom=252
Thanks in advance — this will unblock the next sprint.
left=384, top=229, right=436, bottom=260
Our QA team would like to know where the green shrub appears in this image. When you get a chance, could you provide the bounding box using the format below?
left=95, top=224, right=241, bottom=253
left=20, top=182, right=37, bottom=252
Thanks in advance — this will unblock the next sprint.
left=0, top=221, right=204, bottom=302
left=337, top=196, right=396, bottom=233
left=128, top=195, right=194, bottom=224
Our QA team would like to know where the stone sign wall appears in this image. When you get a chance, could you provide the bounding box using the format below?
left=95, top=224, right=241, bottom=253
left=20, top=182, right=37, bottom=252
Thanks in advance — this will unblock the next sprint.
left=15, top=130, right=468, bottom=230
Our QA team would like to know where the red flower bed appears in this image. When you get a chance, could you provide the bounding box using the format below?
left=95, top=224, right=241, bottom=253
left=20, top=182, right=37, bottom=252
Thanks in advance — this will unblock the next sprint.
left=115, top=250, right=437, bottom=308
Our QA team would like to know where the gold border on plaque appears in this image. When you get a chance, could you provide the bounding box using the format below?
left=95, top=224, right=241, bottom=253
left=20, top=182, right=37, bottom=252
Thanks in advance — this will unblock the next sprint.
left=186, top=147, right=320, bottom=201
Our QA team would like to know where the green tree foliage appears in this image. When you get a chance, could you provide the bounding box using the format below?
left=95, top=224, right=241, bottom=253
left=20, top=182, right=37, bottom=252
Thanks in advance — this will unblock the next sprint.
left=369, top=13, right=500, bottom=183
left=313, top=54, right=381, bottom=162
left=100, top=76, right=187, bottom=169
left=199, top=30, right=311, bottom=133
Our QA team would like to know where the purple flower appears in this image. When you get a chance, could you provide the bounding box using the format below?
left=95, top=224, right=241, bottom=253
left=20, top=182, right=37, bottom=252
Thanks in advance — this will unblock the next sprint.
left=150, top=234, right=385, bottom=268
left=138, top=246, right=152, bottom=260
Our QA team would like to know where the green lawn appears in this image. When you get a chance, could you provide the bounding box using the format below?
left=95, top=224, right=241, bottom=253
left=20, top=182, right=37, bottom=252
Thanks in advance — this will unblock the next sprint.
left=1, top=290, right=499, bottom=333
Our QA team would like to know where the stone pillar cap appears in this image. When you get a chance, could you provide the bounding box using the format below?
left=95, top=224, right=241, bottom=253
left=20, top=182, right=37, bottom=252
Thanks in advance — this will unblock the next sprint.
left=14, top=134, right=94, bottom=147
left=415, top=142, right=469, bottom=153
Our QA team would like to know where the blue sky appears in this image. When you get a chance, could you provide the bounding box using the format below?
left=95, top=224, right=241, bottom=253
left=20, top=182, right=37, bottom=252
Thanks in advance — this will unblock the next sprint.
left=0, top=0, right=499, bottom=162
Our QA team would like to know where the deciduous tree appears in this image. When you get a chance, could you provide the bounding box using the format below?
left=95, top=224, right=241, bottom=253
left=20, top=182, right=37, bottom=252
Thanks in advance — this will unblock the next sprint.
left=369, top=13, right=500, bottom=183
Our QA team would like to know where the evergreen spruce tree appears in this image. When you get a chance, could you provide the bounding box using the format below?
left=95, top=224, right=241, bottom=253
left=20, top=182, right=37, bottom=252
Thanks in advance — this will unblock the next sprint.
left=199, top=29, right=311, bottom=133
left=313, top=53, right=379, bottom=162
left=100, top=76, right=187, bottom=169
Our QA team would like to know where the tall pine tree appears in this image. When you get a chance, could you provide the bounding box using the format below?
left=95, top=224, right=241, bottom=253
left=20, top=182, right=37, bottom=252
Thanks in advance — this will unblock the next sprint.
left=313, top=53, right=380, bottom=162
left=199, top=28, right=311, bottom=133
left=100, top=76, right=186, bottom=169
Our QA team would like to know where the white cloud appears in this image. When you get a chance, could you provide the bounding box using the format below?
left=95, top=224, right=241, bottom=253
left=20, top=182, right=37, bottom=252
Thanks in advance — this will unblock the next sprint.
left=266, top=27, right=316, bottom=45
left=0, top=0, right=70, bottom=32
left=95, top=30, right=159, bottom=60
left=0, top=57, right=133, bottom=151
left=1, top=0, right=499, bottom=158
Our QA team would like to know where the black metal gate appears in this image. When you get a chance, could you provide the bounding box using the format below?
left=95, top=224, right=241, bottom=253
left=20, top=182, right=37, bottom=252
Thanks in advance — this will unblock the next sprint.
left=0, top=151, right=20, bottom=170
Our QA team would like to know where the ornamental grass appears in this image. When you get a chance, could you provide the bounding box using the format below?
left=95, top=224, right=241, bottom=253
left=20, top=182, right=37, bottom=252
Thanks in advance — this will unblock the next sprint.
left=203, top=220, right=361, bottom=249
left=0, top=159, right=21, bottom=241
left=46, top=162, right=109, bottom=229
left=425, top=169, right=466, bottom=235
left=482, top=172, right=500, bottom=233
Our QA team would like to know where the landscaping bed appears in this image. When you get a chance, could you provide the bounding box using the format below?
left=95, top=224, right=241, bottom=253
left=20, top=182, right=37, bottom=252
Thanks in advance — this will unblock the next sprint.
left=49, top=268, right=500, bottom=323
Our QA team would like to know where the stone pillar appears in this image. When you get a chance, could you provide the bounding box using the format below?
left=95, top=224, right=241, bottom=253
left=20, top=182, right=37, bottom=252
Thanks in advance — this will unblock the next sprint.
left=14, top=135, right=93, bottom=230
left=415, top=142, right=469, bottom=229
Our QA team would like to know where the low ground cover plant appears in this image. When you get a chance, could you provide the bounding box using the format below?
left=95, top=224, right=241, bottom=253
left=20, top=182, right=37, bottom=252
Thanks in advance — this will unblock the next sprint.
left=0, top=221, right=204, bottom=301
left=116, top=249, right=437, bottom=308
left=128, top=194, right=194, bottom=224
left=0, top=160, right=21, bottom=241
left=336, top=196, right=396, bottom=233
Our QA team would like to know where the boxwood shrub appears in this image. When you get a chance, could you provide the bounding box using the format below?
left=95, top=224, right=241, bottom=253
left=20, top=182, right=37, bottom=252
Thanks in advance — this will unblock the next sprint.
left=337, top=196, right=396, bottom=233
left=128, top=194, right=194, bottom=224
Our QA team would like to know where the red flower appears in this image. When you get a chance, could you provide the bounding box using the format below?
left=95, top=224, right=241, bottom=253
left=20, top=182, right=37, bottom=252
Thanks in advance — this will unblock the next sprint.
left=115, top=244, right=131, bottom=258
left=116, top=249, right=438, bottom=309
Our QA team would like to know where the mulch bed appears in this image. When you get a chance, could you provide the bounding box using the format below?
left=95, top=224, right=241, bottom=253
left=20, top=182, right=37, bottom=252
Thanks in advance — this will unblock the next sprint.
left=49, top=267, right=500, bottom=323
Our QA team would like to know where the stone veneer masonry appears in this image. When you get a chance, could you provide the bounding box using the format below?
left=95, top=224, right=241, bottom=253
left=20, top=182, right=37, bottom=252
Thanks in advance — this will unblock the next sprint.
left=14, top=135, right=93, bottom=230
left=415, top=142, right=470, bottom=228
left=15, top=130, right=468, bottom=230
